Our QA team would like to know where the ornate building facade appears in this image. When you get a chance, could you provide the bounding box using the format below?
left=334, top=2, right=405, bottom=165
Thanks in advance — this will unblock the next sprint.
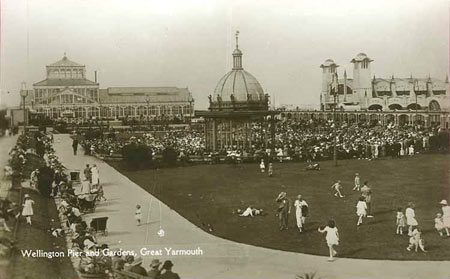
left=25, top=55, right=194, bottom=120
left=320, top=53, right=450, bottom=112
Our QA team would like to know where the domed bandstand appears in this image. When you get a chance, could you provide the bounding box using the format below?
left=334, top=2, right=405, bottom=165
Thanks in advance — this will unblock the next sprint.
left=197, top=32, right=277, bottom=151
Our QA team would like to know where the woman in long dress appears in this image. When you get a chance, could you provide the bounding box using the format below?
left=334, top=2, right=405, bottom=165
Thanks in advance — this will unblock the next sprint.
left=318, top=220, right=339, bottom=261
left=294, top=195, right=303, bottom=232
left=440, top=200, right=450, bottom=236
left=22, top=194, right=34, bottom=225
left=90, top=164, right=100, bottom=187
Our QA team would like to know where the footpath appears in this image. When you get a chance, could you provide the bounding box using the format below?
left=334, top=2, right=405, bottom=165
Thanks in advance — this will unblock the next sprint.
left=54, top=134, right=449, bottom=279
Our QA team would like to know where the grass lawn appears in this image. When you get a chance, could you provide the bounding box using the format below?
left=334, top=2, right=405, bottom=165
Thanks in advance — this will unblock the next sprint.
left=110, top=153, right=450, bottom=260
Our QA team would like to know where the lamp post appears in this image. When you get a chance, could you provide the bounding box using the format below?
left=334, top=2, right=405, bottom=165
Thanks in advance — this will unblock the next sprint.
left=20, top=82, right=28, bottom=134
left=414, top=80, right=418, bottom=126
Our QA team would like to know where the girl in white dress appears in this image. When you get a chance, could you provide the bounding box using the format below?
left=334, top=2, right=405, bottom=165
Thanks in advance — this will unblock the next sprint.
left=22, top=194, right=34, bottom=225
left=356, top=197, right=367, bottom=226
left=318, top=220, right=339, bottom=261
left=259, top=159, right=265, bottom=173
left=405, top=202, right=418, bottom=236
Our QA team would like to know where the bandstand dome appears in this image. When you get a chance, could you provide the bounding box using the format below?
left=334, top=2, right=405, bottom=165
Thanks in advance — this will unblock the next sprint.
left=213, top=70, right=265, bottom=102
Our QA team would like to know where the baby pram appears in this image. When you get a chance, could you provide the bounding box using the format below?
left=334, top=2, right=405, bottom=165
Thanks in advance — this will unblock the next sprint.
left=90, top=217, right=108, bottom=235
left=77, top=192, right=99, bottom=213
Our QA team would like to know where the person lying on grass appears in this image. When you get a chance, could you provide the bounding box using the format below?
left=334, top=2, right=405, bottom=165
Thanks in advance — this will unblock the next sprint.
left=235, top=206, right=265, bottom=217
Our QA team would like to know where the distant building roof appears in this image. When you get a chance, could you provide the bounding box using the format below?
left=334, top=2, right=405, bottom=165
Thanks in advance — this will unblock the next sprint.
left=320, top=59, right=338, bottom=68
left=33, top=79, right=98, bottom=86
left=99, top=87, right=193, bottom=104
left=48, top=55, right=83, bottom=67
left=351, top=52, right=373, bottom=63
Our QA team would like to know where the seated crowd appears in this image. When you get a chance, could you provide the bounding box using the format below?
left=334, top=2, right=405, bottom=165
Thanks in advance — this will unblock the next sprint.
left=79, top=119, right=448, bottom=164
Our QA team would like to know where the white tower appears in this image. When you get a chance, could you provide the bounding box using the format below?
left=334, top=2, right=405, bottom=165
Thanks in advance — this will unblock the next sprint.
left=351, top=53, right=373, bottom=108
left=320, top=59, right=339, bottom=110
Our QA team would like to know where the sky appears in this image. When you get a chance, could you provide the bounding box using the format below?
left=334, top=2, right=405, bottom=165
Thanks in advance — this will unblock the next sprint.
left=0, top=0, right=448, bottom=109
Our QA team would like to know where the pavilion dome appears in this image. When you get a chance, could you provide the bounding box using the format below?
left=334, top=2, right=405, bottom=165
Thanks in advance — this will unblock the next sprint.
left=213, top=69, right=265, bottom=102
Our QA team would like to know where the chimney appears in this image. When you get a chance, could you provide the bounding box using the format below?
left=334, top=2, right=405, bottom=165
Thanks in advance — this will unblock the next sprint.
left=94, top=71, right=97, bottom=83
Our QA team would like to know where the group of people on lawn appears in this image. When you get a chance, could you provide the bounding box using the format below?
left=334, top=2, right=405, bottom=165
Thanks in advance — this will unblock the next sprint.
left=244, top=170, right=449, bottom=261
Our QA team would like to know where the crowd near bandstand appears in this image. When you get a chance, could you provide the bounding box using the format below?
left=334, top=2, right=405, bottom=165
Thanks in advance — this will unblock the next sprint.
left=79, top=119, right=449, bottom=165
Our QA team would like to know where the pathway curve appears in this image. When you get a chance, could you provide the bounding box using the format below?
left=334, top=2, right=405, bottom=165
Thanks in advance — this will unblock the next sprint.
left=54, top=134, right=449, bottom=279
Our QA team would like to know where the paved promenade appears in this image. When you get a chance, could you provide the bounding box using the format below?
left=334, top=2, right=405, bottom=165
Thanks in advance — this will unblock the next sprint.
left=54, top=134, right=449, bottom=279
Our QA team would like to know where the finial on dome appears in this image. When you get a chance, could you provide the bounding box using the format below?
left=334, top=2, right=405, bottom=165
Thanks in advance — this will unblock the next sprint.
left=232, top=30, right=243, bottom=70
left=63, top=52, right=67, bottom=59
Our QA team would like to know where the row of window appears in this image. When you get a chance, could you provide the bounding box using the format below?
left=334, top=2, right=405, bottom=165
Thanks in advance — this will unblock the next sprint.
left=34, top=88, right=99, bottom=104
left=47, top=69, right=85, bottom=79
left=35, top=105, right=193, bottom=116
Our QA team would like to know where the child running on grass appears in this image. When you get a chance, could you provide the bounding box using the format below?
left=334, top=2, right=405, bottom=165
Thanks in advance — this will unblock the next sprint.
left=407, top=227, right=427, bottom=252
left=396, top=208, right=406, bottom=235
left=331, top=180, right=344, bottom=198
left=356, top=196, right=367, bottom=226
left=318, top=220, right=339, bottom=261
left=352, top=173, right=361, bottom=191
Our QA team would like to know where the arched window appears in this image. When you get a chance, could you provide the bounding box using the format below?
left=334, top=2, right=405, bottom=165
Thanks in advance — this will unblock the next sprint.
left=429, top=100, right=441, bottom=111
left=388, top=104, right=403, bottom=111
left=368, top=104, right=383, bottom=111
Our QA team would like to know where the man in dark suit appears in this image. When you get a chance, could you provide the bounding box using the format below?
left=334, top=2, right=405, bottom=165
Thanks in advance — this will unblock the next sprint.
left=38, top=165, right=54, bottom=198
left=72, top=138, right=78, bottom=155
